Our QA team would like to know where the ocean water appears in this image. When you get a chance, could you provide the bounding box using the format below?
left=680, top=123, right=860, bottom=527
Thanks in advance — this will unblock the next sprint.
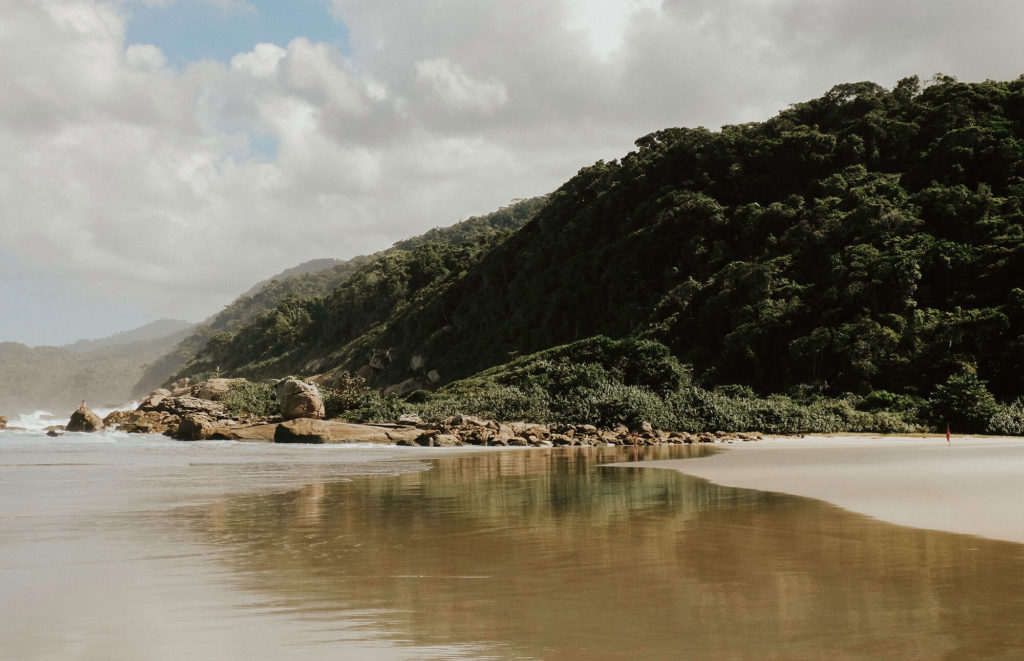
left=3, top=431, right=1024, bottom=659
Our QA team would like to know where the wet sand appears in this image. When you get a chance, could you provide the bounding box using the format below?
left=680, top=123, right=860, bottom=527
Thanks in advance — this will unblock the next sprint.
left=639, top=434, right=1024, bottom=544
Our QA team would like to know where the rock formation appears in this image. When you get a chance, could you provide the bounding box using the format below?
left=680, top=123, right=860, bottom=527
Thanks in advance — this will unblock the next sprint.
left=276, top=378, right=325, bottom=420
left=66, top=406, right=104, bottom=432
left=195, top=378, right=247, bottom=401
left=274, top=418, right=332, bottom=444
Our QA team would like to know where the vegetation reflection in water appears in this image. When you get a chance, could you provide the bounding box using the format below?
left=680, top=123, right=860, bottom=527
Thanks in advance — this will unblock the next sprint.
left=176, top=446, right=1024, bottom=659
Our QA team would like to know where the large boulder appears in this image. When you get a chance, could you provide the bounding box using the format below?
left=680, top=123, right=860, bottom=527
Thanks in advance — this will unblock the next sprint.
left=196, top=378, right=247, bottom=401
left=276, top=378, right=325, bottom=420
left=67, top=407, right=104, bottom=432
left=173, top=414, right=217, bottom=441
left=274, top=418, right=332, bottom=444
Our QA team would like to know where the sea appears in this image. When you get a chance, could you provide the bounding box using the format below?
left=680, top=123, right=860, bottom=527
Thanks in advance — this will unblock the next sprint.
left=3, top=417, right=1024, bottom=659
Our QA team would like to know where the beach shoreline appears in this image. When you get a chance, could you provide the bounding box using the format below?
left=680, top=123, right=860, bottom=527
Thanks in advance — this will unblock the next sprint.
left=634, top=434, right=1024, bottom=545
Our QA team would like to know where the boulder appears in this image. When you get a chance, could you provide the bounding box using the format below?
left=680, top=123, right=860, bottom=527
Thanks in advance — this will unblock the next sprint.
left=67, top=407, right=104, bottom=432
left=0, top=416, right=7, bottom=430
left=276, top=378, right=325, bottom=420
left=274, top=418, right=332, bottom=444
left=196, top=378, right=247, bottom=401
left=397, top=413, right=423, bottom=426
left=140, top=395, right=226, bottom=419
left=174, top=414, right=217, bottom=441
left=383, top=378, right=421, bottom=398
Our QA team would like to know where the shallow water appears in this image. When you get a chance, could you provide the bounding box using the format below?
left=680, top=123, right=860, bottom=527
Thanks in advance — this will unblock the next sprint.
left=3, top=432, right=1024, bottom=659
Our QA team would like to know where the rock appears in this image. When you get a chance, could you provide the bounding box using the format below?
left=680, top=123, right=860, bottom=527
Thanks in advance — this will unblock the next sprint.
left=196, top=378, right=247, bottom=401
left=508, top=436, right=528, bottom=446
left=137, top=392, right=167, bottom=411
left=383, top=378, right=420, bottom=397
left=434, top=434, right=462, bottom=447
left=397, top=413, right=423, bottom=426
left=168, top=378, right=192, bottom=397
left=274, top=418, right=332, bottom=444
left=356, top=365, right=375, bottom=381
left=426, top=369, right=441, bottom=384
left=0, top=416, right=7, bottom=430
left=46, top=430, right=62, bottom=437
left=368, top=349, right=391, bottom=369
left=67, top=407, right=104, bottom=432
left=174, top=414, right=217, bottom=441
left=276, top=378, right=325, bottom=420
left=139, top=395, right=226, bottom=419
left=104, top=410, right=179, bottom=435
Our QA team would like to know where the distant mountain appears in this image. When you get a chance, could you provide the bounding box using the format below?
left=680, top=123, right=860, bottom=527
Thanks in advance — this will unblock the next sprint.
left=171, top=76, right=1024, bottom=421
left=0, top=321, right=195, bottom=415
left=63, top=319, right=194, bottom=353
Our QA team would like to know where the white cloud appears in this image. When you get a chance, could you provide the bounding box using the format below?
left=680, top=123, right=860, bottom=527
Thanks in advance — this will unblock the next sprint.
left=415, top=57, right=508, bottom=114
left=5, top=0, right=1024, bottom=343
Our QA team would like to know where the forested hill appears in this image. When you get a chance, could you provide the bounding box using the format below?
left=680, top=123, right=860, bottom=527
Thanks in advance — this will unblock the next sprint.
left=142, top=196, right=546, bottom=394
left=176, top=76, right=1024, bottom=414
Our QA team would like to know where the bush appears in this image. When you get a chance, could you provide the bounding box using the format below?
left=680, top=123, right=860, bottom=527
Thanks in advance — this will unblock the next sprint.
left=320, top=373, right=369, bottom=418
left=344, top=392, right=411, bottom=423
left=928, top=371, right=998, bottom=433
left=988, top=398, right=1024, bottom=436
left=221, top=382, right=278, bottom=418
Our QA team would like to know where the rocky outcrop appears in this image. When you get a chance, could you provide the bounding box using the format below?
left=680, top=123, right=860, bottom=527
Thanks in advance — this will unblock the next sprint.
left=139, top=394, right=226, bottom=419
left=195, top=378, right=247, bottom=401
left=396, top=417, right=763, bottom=448
left=274, top=418, right=333, bottom=444
left=67, top=406, right=104, bottom=432
left=276, top=378, right=325, bottom=420
left=103, top=410, right=179, bottom=435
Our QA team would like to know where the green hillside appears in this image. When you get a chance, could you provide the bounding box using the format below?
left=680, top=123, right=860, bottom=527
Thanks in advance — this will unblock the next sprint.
left=174, top=76, right=1024, bottom=432
left=143, top=197, right=545, bottom=392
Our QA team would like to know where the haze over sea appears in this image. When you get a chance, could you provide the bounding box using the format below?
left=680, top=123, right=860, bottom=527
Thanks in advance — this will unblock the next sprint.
left=4, top=429, right=1024, bottom=659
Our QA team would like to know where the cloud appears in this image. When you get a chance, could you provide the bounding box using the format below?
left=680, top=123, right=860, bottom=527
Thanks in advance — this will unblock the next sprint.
left=415, top=57, right=508, bottom=114
left=5, top=0, right=1024, bottom=343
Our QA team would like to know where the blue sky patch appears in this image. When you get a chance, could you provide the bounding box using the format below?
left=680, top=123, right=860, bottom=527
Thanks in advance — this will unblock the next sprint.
left=124, top=0, right=349, bottom=66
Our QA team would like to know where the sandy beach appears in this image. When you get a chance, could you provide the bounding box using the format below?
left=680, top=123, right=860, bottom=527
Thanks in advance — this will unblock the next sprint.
left=639, top=434, right=1024, bottom=545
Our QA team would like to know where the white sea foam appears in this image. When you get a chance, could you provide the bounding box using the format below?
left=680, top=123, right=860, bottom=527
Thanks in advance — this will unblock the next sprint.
left=5, top=402, right=138, bottom=431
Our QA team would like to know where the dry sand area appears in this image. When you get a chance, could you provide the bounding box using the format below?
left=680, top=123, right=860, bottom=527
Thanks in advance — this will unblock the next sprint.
left=640, top=435, right=1024, bottom=544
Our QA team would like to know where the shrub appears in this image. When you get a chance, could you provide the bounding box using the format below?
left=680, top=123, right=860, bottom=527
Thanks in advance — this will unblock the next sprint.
left=344, top=392, right=411, bottom=423
left=988, top=398, right=1024, bottom=436
left=221, top=382, right=278, bottom=418
left=320, top=373, right=369, bottom=418
left=928, top=371, right=998, bottom=433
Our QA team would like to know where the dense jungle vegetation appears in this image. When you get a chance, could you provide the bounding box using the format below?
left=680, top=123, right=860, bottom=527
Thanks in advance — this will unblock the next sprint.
left=177, top=76, right=1024, bottom=433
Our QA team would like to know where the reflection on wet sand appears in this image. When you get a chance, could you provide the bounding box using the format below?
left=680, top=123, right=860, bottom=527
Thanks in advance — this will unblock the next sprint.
left=177, top=446, right=1024, bottom=659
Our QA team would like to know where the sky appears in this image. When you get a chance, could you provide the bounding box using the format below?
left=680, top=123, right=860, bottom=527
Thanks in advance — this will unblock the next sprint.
left=2, top=0, right=1024, bottom=346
